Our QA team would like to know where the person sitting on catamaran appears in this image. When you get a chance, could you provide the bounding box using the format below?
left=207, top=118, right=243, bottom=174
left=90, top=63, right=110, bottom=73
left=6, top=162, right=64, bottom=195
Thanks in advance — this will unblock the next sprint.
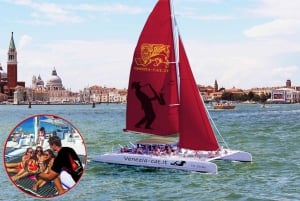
left=37, top=136, right=84, bottom=195
left=11, top=147, right=40, bottom=182
left=32, top=149, right=55, bottom=191
left=6, top=147, right=34, bottom=174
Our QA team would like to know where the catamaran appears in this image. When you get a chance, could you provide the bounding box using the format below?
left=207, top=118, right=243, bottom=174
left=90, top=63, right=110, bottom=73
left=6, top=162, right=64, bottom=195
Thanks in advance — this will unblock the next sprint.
left=93, top=0, right=252, bottom=174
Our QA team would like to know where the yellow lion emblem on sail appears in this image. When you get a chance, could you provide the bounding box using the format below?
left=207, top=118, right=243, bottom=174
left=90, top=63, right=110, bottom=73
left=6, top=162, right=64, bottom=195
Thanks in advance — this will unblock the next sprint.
left=135, top=43, right=170, bottom=68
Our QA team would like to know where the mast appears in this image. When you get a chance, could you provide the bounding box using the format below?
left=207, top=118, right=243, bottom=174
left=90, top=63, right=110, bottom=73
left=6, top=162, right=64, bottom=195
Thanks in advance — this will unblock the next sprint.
left=170, top=0, right=181, bottom=102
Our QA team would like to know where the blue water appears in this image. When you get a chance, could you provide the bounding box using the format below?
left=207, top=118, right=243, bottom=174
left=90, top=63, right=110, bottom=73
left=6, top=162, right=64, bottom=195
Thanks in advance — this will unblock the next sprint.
left=0, top=104, right=299, bottom=200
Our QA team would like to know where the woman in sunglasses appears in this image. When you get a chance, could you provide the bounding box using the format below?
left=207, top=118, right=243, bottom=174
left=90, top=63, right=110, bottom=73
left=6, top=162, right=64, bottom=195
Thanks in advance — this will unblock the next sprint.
left=11, top=147, right=40, bottom=181
left=32, top=149, right=55, bottom=191
left=6, top=147, right=34, bottom=174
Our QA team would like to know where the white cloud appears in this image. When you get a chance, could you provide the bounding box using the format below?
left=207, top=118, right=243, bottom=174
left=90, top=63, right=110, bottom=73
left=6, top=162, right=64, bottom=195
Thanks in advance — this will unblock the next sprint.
left=272, top=65, right=299, bottom=78
left=4, top=0, right=144, bottom=25
left=18, top=39, right=135, bottom=91
left=184, top=38, right=300, bottom=89
left=244, top=19, right=300, bottom=38
left=251, top=0, right=300, bottom=19
left=19, top=35, right=32, bottom=50
left=66, top=3, right=143, bottom=14
left=245, top=0, right=300, bottom=39
left=185, top=14, right=233, bottom=21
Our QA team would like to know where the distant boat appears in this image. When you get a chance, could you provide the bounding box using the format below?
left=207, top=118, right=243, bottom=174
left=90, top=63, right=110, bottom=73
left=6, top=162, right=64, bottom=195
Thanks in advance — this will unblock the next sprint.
left=93, top=0, right=252, bottom=174
left=214, top=102, right=236, bottom=110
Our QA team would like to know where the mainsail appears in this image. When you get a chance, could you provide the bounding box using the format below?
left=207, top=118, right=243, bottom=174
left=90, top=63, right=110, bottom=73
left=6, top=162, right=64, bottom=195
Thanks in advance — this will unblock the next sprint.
left=125, top=0, right=219, bottom=151
left=125, top=0, right=179, bottom=135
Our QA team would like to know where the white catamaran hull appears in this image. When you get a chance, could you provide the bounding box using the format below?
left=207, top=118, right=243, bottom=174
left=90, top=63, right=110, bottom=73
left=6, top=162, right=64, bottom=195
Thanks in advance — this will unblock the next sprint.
left=93, top=148, right=252, bottom=174
left=218, top=150, right=252, bottom=162
left=94, top=153, right=218, bottom=174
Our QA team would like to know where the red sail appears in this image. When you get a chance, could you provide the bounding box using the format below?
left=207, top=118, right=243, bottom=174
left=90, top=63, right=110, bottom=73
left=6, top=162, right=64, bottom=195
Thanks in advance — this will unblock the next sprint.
left=126, top=0, right=219, bottom=151
left=178, top=38, right=219, bottom=151
left=125, top=0, right=179, bottom=135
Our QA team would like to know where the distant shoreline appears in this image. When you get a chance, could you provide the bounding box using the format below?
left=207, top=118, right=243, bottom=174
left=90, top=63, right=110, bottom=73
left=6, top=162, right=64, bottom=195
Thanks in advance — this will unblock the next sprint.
left=0, top=102, right=124, bottom=105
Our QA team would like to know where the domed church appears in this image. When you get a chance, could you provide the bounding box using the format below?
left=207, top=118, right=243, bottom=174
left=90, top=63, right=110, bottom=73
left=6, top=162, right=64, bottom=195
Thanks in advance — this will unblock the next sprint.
left=32, top=75, right=44, bottom=89
left=45, top=67, right=64, bottom=90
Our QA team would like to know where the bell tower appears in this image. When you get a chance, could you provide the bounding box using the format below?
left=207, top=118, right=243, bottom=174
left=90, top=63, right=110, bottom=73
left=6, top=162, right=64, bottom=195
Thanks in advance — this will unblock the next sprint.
left=286, top=79, right=291, bottom=88
left=214, top=80, right=218, bottom=92
left=7, top=32, right=18, bottom=91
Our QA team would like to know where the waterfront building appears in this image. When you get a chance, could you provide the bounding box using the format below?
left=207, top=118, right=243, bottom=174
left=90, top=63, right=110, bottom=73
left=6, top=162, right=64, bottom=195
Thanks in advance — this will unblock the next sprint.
left=32, top=75, right=45, bottom=90
left=0, top=63, right=8, bottom=98
left=245, top=87, right=272, bottom=96
left=30, top=74, right=49, bottom=103
left=44, top=68, right=78, bottom=103
left=13, top=86, right=26, bottom=104
left=81, top=85, right=127, bottom=103
left=270, top=80, right=300, bottom=103
left=12, top=67, right=78, bottom=104
left=198, top=84, right=216, bottom=102
left=271, top=88, right=300, bottom=103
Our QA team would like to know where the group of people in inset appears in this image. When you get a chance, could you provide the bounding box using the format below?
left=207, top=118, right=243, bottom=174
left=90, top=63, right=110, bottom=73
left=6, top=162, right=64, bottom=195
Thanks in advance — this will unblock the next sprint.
left=5, top=135, right=84, bottom=196
left=6, top=146, right=55, bottom=192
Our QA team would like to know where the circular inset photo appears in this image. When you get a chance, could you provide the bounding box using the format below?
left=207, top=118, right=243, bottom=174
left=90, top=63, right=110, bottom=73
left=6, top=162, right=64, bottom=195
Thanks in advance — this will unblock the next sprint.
left=3, top=114, right=87, bottom=198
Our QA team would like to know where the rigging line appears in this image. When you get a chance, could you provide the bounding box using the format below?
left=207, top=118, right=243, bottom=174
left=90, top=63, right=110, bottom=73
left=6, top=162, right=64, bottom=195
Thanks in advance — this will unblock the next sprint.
left=200, top=96, right=230, bottom=149
left=170, top=0, right=180, bottom=102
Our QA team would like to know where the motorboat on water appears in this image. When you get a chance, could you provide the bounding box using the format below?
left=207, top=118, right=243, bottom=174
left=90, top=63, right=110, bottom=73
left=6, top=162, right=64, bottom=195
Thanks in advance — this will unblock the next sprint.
left=214, top=102, right=236, bottom=110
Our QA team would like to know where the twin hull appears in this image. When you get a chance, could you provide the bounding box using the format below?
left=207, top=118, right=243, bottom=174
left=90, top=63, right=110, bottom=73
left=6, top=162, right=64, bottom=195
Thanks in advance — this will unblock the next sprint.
left=94, top=153, right=218, bottom=174
left=93, top=150, right=252, bottom=174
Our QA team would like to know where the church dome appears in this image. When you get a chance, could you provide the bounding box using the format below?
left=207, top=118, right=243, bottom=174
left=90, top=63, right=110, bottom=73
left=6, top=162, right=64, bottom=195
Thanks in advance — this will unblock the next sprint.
left=36, top=75, right=44, bottom=86
left=37, top=79, right=44, bottom=85
left=46, top=68, right=63, bottom=90
left=48, top=68, right=62, bottom=84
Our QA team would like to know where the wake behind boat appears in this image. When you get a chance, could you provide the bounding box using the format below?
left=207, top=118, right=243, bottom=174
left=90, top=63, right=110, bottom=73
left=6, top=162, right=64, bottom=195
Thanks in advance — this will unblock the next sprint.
left=93, top=0, right=252, bottom=174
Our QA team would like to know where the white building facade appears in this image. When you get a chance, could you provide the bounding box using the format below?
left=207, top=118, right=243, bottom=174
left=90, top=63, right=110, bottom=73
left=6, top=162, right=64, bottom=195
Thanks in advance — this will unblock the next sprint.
left=271, top=88, right=300, bottom=103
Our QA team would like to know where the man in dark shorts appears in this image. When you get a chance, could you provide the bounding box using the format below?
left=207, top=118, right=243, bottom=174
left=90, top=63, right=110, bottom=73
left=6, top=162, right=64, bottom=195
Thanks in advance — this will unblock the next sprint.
left=38, top=136, right=83, bottom=194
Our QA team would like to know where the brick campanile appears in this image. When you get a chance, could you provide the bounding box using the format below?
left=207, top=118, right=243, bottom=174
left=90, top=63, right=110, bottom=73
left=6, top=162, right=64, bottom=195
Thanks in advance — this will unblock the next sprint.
left=7, top=32, right=18, bottom=90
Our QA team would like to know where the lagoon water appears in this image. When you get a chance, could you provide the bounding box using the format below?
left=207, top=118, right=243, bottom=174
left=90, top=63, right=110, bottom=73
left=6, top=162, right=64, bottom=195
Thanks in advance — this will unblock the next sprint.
left=0, top=103, right=299, bottom=201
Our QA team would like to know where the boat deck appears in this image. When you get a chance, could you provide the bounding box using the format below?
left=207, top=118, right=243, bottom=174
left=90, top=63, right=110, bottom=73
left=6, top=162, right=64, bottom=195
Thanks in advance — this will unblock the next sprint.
left=6, top=156, right=58, bottom=197
left=5, top=151, right=86, bottom=198
left=13, top=175, right=57, bottom=197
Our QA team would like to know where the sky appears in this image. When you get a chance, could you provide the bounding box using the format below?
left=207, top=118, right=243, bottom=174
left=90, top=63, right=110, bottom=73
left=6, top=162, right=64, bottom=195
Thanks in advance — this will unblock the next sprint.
left=0, top=0, right=300, bottom=92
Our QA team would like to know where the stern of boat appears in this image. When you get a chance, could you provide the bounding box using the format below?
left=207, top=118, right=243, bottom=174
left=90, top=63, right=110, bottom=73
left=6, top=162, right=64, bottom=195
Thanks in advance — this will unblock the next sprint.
left=219, top=150, right=252, bottom=162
